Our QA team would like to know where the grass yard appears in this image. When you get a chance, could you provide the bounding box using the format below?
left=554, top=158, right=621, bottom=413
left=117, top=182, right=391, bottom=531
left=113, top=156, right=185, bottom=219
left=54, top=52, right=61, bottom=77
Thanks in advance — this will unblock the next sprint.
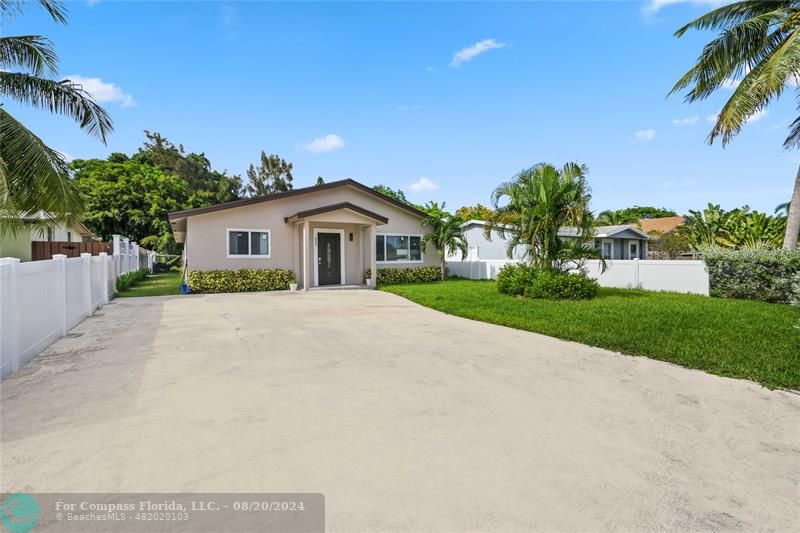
left=381, top=280, right=800, bottom=389
left=116, top=272, right=183, bottom=298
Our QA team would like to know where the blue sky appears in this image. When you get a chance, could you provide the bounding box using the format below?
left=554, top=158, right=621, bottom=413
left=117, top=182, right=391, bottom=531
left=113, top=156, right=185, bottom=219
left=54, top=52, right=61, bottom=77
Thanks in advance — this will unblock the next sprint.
left=5, top=0, right=795, bottom=215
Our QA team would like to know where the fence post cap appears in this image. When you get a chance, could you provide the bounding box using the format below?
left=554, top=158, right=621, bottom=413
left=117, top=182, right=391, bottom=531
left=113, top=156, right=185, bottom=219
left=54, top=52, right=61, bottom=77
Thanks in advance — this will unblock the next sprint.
left=80, top=252, right=92, bottom=258
left=52, top=254, right=67, bottom=260
left=99, top=252, right=108, bottom=257
left=0, top=257, right=21, bottom=264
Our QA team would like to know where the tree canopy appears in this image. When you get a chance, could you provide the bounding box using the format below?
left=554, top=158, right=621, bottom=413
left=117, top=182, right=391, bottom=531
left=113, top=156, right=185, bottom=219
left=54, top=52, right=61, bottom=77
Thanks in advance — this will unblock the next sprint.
left=455, top=203, right=494, bottom=221
left=245, top=151, right=293, bottom=197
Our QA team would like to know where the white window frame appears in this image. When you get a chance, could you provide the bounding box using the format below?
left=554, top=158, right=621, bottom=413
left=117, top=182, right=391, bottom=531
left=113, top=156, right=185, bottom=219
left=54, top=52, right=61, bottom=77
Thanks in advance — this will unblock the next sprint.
left=226, top=228, right=271, bottom=258
left=628, top=241, right=639, bottom=260
left=313, top=228, right=345, bottom=286
left=601, top=239, right=614, bottom=260
left=376, top=233, right=424, bottom=264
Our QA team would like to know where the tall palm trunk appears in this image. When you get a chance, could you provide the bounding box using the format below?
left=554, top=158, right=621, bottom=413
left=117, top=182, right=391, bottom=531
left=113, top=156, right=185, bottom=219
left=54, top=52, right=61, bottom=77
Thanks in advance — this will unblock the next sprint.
left=784, top=165, right=800, bottom=250
left=440, top=255, right=446, bottom=281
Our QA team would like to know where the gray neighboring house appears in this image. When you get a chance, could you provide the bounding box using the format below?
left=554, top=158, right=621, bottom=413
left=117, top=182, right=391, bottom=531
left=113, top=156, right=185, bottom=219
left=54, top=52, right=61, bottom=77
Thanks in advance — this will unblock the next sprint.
left=456, top=220, right=650, bottom=261
left=168, top=179, right=436, bottom=290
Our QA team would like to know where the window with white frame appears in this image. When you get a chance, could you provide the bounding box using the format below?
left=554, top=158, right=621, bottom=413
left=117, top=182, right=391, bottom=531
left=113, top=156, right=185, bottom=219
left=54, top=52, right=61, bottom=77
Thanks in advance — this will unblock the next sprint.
left=227, top=229, right=270, bottom=257
left=376, top=234, right=423, bottom=263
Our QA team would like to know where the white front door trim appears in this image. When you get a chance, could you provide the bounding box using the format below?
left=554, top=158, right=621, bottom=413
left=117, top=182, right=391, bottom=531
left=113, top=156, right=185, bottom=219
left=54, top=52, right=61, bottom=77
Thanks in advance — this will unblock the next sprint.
left=313, top=227, right=346, bottom=286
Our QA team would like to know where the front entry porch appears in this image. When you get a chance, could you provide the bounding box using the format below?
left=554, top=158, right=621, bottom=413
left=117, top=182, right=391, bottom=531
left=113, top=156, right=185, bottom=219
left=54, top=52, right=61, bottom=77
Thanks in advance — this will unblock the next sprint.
left=285, top=202, right=387, bottom=290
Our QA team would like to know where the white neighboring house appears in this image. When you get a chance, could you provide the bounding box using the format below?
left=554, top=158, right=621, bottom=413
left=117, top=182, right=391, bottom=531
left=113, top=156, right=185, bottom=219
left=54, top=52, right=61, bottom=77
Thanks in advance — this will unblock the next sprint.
left=452, top=220, right=650, bottom=261
left=0, top=212, right=96, bottom=262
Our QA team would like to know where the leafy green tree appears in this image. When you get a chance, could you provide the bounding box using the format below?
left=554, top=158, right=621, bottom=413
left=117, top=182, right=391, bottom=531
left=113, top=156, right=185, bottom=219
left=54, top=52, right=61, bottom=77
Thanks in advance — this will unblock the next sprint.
left=616, top=206, right=678, bottom=220
left=650, top=231, right=691, bottom=259
left=373, top=184, right=410, bottom=204
left=680, top=203, right=786, bottom=250
left=0, top=0, right=112, bottom=235
left=670, top=0, right=800, bottom=249
left=133, top=131, right=242, bottom=204
left=420, top=202, right=468, bottom=281
left=485, top=162, right=602, bottom=271
left=455, top=203, right=494, bottom=221
left=71, top=158, right=192, bottom=253
left=316, top=176, right=325, bottom=185
left=596, top=210, right=637, bottom=226
left=245, top=151, right=293, bottom=196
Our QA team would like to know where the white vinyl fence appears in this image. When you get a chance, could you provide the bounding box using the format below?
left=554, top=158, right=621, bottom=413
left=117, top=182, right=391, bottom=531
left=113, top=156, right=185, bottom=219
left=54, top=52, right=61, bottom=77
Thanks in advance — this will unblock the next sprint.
left=0, top=235, right=155, bottom=379
left=447, top=258, right=710, bottom=296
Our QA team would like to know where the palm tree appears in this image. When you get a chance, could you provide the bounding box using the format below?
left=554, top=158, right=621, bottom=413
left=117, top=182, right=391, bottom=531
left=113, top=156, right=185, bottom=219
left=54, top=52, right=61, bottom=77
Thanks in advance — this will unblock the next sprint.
left=596, top=210, right=636, bottom=226
left=669, top=0, right=800, bottom=250
left=485, top=162, right=602, bottom=271
left=0, top=0, right=112, bottom=235
left=420, top=202, right=468, bottom=281
left=775, top=201, right=790, bottom=216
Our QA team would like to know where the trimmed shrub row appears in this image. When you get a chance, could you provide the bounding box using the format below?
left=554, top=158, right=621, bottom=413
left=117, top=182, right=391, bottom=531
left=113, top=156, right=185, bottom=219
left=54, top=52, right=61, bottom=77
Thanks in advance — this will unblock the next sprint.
left=187, top=268, right=294, bottom=294
left=116, top=268, right=148, bottom=292
left=496, top=263, right=598, bottom=300
left=365, top=266, right=443, bottom=285
left=703, top=249, right=800, bottom=303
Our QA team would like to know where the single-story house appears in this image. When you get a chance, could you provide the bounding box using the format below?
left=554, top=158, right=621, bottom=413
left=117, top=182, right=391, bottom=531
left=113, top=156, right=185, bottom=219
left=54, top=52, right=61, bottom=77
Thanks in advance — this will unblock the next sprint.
left=168, top=179, right=437, bottom=289
left=0, top=213, right=96, bottom=262
left=454, top=220, right=650, bottom=261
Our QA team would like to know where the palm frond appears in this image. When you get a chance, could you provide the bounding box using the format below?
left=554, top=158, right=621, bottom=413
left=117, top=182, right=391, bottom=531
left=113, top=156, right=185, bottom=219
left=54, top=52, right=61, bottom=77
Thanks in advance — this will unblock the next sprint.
left=0, top=0, right=67, bottom=24
left=0, top=72, right=113, bottom=143
left=0, top=35, right=59, bottom=76
left=0, top=107, right=83, bottom=236
left=674, top=1, right=793, bottom=37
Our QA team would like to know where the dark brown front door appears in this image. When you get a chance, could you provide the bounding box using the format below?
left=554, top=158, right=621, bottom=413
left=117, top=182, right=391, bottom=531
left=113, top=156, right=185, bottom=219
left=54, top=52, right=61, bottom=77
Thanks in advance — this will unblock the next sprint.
left=317, top=232, right=341, bottom=285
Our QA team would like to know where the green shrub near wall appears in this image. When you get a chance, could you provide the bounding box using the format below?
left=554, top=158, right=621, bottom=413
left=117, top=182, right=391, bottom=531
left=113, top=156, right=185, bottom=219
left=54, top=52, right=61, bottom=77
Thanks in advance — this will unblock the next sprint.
left=116, top=268, right=148, bottom=292
left=703, top=249, right=800, bottom=303
left=496, top=263, right=598, bottom=300
left=187, top=268, right=294, bottom=294
left=365, top=266, right=443, bottom=285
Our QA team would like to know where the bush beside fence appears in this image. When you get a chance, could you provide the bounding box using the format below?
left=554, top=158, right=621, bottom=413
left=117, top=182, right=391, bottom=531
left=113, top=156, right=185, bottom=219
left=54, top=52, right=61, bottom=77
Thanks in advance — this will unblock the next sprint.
left=187, top=269, right=294, bottom=294
left=703, top=249, right=800, bottom=303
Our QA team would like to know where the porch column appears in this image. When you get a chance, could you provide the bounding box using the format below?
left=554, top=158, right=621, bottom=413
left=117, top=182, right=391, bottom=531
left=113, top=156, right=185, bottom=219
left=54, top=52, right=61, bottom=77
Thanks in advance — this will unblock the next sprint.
left=369, top=223, right=377, bottom=289
left=302, top=219, right=310, bottom=291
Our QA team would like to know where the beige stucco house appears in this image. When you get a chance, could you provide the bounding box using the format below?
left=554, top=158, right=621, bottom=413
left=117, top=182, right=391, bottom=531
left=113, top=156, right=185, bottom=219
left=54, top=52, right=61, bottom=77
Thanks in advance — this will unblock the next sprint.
left=0, top=214, right=96, bottom=262
left=168, top=179, right=436, bottom=289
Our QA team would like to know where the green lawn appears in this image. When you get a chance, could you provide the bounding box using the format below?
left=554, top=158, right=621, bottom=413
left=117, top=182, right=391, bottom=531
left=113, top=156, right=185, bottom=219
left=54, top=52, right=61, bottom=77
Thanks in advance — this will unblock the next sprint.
left=116, top=272, right=183, bottom=298
left=381, top=280, right=800, bottom=389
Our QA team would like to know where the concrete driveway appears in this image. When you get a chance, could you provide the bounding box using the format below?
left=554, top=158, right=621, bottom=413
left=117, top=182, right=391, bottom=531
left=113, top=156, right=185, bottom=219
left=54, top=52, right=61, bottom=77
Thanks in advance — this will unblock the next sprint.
left=2, top=290, right=798, bottom=531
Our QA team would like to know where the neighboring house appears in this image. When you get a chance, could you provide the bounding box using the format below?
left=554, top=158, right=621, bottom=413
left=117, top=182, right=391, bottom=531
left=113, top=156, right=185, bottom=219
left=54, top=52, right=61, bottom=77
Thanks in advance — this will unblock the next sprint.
left=453, top=220, right=650, bottom=261
left=0, top=213, right=96, bottom=262
left=168, top=179, right=437, bottom=289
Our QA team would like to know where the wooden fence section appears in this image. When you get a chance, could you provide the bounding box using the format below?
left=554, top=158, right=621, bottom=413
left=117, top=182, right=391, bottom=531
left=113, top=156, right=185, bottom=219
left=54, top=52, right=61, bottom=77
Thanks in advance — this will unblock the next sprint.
left=31, top=241, right=112, bottom=261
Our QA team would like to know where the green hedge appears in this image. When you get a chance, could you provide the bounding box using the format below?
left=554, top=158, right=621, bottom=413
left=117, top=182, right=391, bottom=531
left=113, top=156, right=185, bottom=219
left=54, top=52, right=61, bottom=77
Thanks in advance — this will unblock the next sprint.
left=187, top=268, right=294, bottom=294
left=703, top=249, right=800, bottom=303
left=497, top=263, right=598, bottom=300
left=365, top=266, right=443, bottom=285
left=116, top=268, right=148, bottom=292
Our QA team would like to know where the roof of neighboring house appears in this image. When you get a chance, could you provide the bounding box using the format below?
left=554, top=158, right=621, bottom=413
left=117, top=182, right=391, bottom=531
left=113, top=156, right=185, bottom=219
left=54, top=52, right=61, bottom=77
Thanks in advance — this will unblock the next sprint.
left=637, top=216, right=685, bottom=235
left=463, top=220, right=649, bottom=240
left=558, top=225, right=649, bottom=239
left=283, top=202, right=389, bottom=224
left=7, top=210, right=97, bottom=239
left=168, top=178, right=428, bottom=226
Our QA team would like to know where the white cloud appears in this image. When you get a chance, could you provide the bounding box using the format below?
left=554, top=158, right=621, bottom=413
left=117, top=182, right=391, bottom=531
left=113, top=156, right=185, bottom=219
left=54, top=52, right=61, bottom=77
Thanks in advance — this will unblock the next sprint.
left=673, top=115, right=699, bottom=126
left=706, top=114, right=718, bottom=123
left=644, top=0, right=731, bottom=15
left=301, top=133, right=345, bottom=153
left=408, top=176, right=438, bottom=193
left=65, top=75, right=135, bottom=107
left=450, top=39, right=507, bottom=67
left=220, top=4, right=237, bottom=25
left=747, top=109, right=768, bottom=123
left=634, top=129, right=656, bottom=141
